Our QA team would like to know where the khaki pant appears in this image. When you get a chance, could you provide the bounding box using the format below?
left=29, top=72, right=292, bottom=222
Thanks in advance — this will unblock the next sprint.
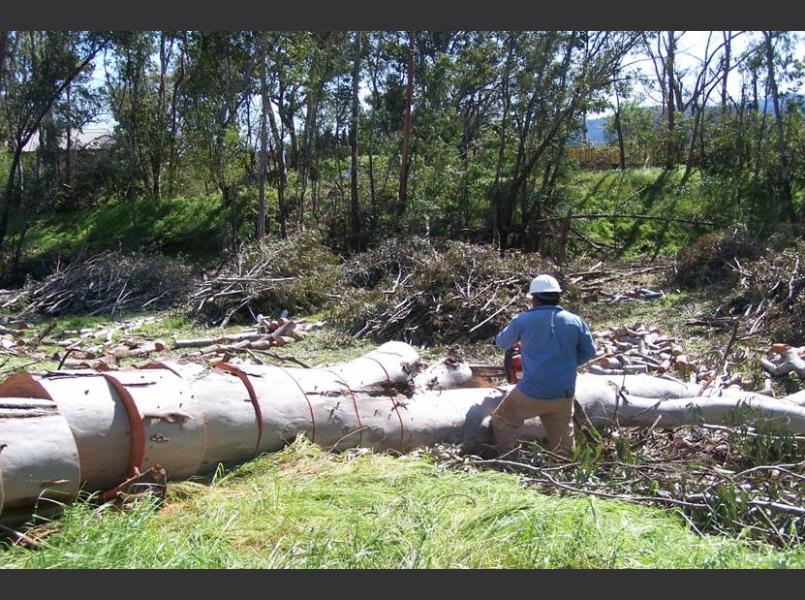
left=490, top=387, right=575, bottom=456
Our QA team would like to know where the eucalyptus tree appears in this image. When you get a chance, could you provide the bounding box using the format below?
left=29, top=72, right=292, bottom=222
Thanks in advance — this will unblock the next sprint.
left=0, top=31, right=108, bottom=259
left=180, top=30, right=255, bottom=251
left=494, top=31, right=640, bottom=250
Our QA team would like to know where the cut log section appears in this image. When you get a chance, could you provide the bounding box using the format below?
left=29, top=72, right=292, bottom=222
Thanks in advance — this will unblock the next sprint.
left=155, top=361, right=261, bottom=473
left=0, top=371, right=131, bottom=491
left=101, top=369, right=204, bottom=480
left=0, top=398, right=80, bottom=526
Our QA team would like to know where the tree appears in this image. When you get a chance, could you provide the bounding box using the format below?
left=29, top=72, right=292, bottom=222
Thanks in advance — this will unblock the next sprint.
left=398, top=31, right=415, bottom=218
left=349, top=32, right=361, bottom=251
left=762, top=31, right=796, bottom=221
left=0, top=31, right=108, bottom=258
left=181, top=31, right=254, bottom=252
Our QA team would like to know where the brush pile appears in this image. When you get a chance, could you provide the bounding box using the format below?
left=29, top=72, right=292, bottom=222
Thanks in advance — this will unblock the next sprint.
left=569, top=261, right=668, bottom=304
left=4, top=251, right=191, bottom=317
left=674, top=229, right=761, bottom=288
left=189, top=233, right=340, bottom=327
left=335, top=238, right=559, bottom=345
left=724, top=240, right=805, bottom=345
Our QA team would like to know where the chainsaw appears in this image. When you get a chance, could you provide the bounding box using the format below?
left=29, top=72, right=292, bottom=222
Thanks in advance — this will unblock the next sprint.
left=503, top=342, right=524, bottom=384
left=465, top=342, right=523, bottom=384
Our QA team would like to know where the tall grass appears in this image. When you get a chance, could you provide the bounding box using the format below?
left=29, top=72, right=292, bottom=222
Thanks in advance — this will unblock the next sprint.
left=4, top=440, right=805, bottom=568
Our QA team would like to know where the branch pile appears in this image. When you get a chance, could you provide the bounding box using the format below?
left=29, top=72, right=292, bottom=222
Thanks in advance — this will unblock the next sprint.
left=189, top=232, right=340, bottom=327
left=724, top=239, right=805, bottom=345
left=569, top=261, right=668, bottom=304
left=335, top=238, right=559, bottom=344
left=5, top=251, right=191, bottom=317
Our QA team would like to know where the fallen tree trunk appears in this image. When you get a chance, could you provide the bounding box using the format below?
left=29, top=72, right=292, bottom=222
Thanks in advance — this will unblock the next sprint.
left=3, top=343, right=805, bottom=526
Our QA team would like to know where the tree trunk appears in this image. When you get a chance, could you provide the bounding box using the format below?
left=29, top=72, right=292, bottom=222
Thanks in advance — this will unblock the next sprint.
left=492, top=35, right=515, bottom=247
left=6, top=345, right=805, bottom=526
left=349, top=32, right=361, bottom=251
left=65, top=81, right=72, bottom=187
left=614, top=87, right=626, bottom=170
left=665, top=31, right=676, bottom=170
left=256, top=39, right=270, bottom=240
left=763, top=31, right=796, bottom=222
left=398, top=31, right=415, bottom=218
left=721, top=31, right=731, bottom=115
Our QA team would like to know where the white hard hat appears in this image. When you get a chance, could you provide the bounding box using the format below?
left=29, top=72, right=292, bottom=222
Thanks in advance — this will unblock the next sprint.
left=529, top=274, right=562, bottom=295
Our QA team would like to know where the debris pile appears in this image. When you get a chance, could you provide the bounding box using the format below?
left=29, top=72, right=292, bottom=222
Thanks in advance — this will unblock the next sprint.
left=589, top=323, right=693, bottom=377
left=189, top=232, right=340, bottom=327
left=725, top=240, right=805, bottom=345
left=588, top=322, right=769, bottom=395
left=335, top=238, right=557, bottom=344
left=569, top=261, right=668, bottom=304
left=674, top=229, right=761, bottom=288
left=4, top=250, right=191, bottom=317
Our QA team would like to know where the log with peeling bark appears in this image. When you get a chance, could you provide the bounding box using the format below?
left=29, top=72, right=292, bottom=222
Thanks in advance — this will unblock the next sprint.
left=3, top=342, right=805, bottom=527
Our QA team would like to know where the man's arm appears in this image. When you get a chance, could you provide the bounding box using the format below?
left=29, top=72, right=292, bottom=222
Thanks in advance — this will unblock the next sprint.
left=496, top=317, right=520, bottom=350
left=576, top=319, right=597, bottom=365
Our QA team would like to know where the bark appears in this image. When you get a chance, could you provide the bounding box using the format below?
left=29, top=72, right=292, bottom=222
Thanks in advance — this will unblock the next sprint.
left=398, top=31, right=415, bottom=218
left=762, top=31, right=796, bottom=222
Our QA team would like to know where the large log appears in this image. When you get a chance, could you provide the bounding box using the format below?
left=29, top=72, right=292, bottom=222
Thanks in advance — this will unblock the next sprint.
left=0, top=371, right=131, bottom=490
left=4, top=342, right=805, bottom=526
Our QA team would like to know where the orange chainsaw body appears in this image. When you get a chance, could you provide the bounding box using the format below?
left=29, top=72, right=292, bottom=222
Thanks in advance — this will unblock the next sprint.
left=504, top=342, right=523, bottom=384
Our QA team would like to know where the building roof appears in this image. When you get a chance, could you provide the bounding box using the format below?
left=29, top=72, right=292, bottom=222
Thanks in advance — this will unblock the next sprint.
left=22, top=126, right=114, bottom=153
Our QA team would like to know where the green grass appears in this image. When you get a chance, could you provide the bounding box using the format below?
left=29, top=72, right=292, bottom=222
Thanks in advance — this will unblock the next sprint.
left=3, top=440, right=805, bottom=569
left=14, top=195, right=227, bottom=274
left=561, top=167, right=713, bottom=258
left=8, top=167, right=719, bottom=278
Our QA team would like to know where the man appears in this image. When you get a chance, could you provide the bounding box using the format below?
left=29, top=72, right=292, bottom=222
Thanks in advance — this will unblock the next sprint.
left=491, top=274, right=597, bottom=456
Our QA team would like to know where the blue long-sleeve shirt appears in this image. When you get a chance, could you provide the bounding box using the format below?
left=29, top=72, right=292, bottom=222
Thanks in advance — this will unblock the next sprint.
left=496, top=305, right=597, bottom=400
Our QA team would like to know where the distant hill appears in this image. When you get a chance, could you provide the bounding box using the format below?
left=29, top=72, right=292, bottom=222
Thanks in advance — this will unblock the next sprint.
left=585, top=116, right=609, bottom=145
left=582, top=95, right=803, bottom=146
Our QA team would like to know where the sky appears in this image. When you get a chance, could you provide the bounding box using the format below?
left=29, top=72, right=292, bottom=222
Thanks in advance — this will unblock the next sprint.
left=588, top=31, right=805, bottom=118
left=84, top=31, right=805, bottom=132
